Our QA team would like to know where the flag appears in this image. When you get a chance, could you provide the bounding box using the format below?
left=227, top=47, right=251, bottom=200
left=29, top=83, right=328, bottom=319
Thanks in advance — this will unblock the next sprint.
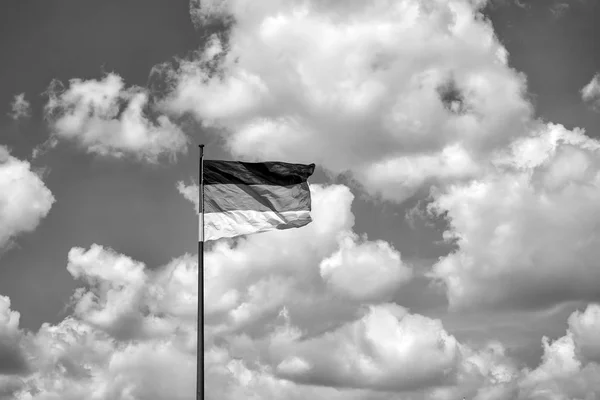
left=200, top=160, right=315, bottom=241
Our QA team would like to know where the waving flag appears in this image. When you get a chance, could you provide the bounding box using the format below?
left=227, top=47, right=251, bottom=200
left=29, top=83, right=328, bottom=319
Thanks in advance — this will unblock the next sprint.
left=201, top=160, right=315, bottom=241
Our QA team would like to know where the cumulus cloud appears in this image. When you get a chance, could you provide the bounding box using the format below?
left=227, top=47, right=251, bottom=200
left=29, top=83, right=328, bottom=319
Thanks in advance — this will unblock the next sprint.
left=8, top=93, right=31, bottom=120
left=518, top=303, right=600, bottom=400
left=13, top=245, right=600, bottom=400
left=0, top=296, right=29, bottom=376
left=319, top=235, right=412, bottom=302
left=10, top=249, right=196, bottom=400
left=568, top=303, right=600, bottom=363
left=202, top=184, right=415, bottom=338
left=429, top=123, right=600, bottom=311
left=12, top=316, right=195, bottom=400
left=581, top=72, right=600, bottom=111
left=0, top=241, right=509, bottom=400
left=64, top=244, right=198, bottom=343
left=159, top=0, right=532, bottom=203
left=8, top=0, right=600, bottom=397
left=154, top=1, right=600, bottom=396
left=67, top=245, right=153, bottom=340
left=44, top=73, right=188, bottom=163
left=0, top=146, right=55, bottom=250
left=6, top=190, right=600, bottom=399
left=161, top=0, right=600, bottom=318
left=176, top=181, right=199, bottom=212
left=0, top=183, right=422, bottom=399
left=272, top=303, right=462, bottom=391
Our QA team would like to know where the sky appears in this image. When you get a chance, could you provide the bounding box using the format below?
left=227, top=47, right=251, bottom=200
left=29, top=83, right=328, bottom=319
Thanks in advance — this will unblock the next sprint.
left=2, top=0, right=600, bottom=399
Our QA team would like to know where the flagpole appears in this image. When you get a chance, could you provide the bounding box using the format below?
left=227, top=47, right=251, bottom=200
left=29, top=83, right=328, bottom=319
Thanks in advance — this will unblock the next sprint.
left=197, top=144, right=205, bottom=400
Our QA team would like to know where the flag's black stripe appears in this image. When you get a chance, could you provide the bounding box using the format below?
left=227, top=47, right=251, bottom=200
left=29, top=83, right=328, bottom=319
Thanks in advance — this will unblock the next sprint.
left=204, top=182, right=311, bottom=213
left=203, top=161, right=315, bottom=186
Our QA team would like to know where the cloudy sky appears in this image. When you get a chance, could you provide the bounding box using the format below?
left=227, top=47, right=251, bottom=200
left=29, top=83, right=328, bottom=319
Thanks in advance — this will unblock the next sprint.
left=2, top=0, right=600, bottom=399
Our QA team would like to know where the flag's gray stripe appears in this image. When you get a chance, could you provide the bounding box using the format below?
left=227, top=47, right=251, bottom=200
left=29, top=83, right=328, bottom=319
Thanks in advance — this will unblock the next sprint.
left=204, top=160, right=315, bottom=186
left=203, top=209, right=312, bottom=241
left=204, top=182, right=311, bottom=213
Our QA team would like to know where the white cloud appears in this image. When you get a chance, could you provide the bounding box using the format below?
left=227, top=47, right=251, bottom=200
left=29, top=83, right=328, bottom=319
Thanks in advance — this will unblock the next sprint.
left=176, top=181, right=199, bottom=212
left=155, top=2, right=600, bottom=396
left=160, top=0, right=532, bottom=203
left=568, top=304, right=600, bottom=363
left=0, top=184, right=475, bottom=399
left=518, top=304, right=600, bottom=400
left=0, top=146, right=55, bottom=250
left=581, top=73, right=600, bottom=111
left=8, top=0, right=600, bottom=398
left=160, top=0, right=600, bottom=320
left=67, top=245, right=153, bottom=340
left=319, top=234, right=412, bottom=302
left=1, top=183, right=420, bottom=398
left=9, top=93, right=31, bottom=120
left=11, top=250, right=196, bottom=400
left=429, top=123, right=600, bottom=310
left=13, top=315, right=195, bottom=400
left=202, top=184, right=407, bottom=336
left=0, top=295, right=29, bottom=376
left=6, top=214, right=600, bottom=399
left=272, top=303, right=462, bottom=391
left=44, top=73, right=188, bottom=163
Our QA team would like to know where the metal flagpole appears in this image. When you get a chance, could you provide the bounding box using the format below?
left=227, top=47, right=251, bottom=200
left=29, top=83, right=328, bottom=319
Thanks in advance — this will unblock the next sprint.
left=197, top=144, right=205, bottom=400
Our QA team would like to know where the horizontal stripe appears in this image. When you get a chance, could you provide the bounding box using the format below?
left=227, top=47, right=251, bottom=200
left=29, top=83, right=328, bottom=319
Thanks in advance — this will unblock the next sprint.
left=202, top=210, right=311, bottom=241
left=204, top=182, right=311, bottom=213
left=204, top=160, right=315, bottom=186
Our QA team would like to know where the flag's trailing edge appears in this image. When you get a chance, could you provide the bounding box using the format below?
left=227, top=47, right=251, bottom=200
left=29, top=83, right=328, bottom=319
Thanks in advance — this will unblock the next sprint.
left=201, top=160, right=315, bottom=241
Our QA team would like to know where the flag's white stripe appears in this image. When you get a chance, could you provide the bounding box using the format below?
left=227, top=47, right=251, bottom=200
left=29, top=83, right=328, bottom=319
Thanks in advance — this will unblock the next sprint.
left=201, top=209, right=311, bottom=242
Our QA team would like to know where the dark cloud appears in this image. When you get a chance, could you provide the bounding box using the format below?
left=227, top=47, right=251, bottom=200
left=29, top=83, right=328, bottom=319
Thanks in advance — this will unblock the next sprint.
left=0, top=339, right=29, bottom=375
